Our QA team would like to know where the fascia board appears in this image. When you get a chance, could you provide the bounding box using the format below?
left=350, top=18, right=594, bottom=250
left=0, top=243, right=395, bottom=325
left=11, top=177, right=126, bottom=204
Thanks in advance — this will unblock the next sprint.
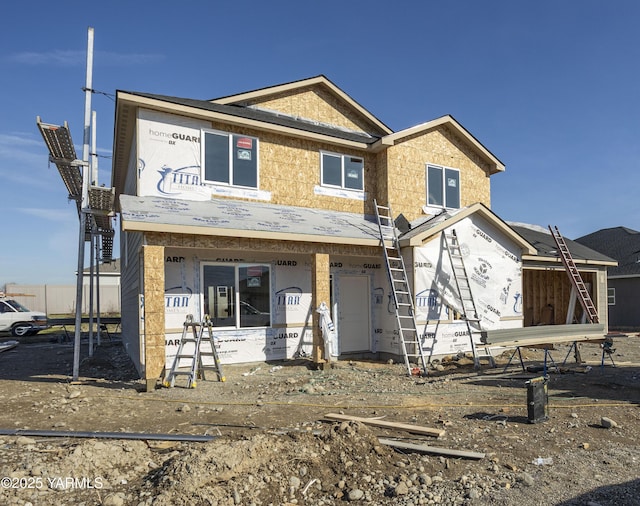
left=115, top=92, right=370, bottom=151
left=521, top=255, right=618, bottom=268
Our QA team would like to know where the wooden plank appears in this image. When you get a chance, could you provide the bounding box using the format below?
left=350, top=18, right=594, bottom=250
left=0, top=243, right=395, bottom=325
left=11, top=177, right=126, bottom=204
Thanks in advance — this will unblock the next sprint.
left=482, top=323, right=605, bottom=347
left=324, top=413, right=445, bottom=438
left=378, top=438, right=485, bottom=459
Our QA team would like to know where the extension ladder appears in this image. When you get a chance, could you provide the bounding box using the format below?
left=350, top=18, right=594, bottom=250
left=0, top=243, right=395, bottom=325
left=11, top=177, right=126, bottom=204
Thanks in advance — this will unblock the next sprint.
left=164, top=314, right=225, bottom=388
left=443, top=229, right=493, bottom=368
left=548, top=225, right=599, bottom=323
left=374, top=201, right=429, bottom=376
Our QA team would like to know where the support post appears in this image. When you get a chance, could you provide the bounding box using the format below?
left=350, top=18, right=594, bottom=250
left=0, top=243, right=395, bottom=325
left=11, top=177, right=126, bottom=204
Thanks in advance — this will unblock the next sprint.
left=311, top=253, right=331, bottom=365
left=143, top=245, right=166, bottom=391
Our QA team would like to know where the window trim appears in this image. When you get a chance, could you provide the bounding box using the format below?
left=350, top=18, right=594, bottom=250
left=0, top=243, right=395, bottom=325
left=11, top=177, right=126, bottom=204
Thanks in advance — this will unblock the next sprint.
left=426, top=163, right=461, bottom=210
left=201, top=129, right=260, bottom=189
left=320, top=151, right=364, bottom=191
left=200, top=262, right=272, bottom=329
left=607, top=287, right=616, bottom=305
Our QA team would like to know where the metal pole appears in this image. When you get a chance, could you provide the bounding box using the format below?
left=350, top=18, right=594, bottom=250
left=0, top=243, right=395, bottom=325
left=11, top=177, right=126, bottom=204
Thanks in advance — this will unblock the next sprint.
left=92, top=109, right=102, bottom=346
left=96, top=234, right=101, bottom=346
left=88, top=230, right=95, bottom=356
left=72, top=26, right=94, bottom=381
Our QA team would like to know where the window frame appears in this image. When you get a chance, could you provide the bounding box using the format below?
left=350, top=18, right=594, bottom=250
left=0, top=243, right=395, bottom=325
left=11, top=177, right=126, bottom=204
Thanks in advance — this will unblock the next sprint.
left=607, top=287, right=616, bottom=305
left=426, top=163, right=461, bottom=209
left=200, top=262, right=272, bottom=329
left=320, top=151, right=364, bottom=191
left=201, top=129, right=260, bottom=189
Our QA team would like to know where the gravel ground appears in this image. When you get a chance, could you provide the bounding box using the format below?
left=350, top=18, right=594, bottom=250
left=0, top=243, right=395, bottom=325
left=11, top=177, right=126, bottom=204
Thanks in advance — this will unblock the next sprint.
left=0, top=330, right=638, bottom=505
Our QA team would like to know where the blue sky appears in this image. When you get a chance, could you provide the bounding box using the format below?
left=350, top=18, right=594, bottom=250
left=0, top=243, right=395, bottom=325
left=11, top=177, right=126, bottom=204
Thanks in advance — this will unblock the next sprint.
left=1, top=0, right=639, bottom=286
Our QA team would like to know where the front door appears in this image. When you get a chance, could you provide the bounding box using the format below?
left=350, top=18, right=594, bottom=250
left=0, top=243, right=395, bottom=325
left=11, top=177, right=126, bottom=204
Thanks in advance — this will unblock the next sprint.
left=337, top=275, right=370, bottom=353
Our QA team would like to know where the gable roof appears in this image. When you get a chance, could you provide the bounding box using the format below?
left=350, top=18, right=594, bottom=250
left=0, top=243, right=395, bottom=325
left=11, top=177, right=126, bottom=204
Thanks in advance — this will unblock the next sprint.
left=113, top=77, right=506, bottom=193
left=399, top=202, right=536, bottom=253
left=510, top=223, right=617, bottom=266
left=210, top=75, right=393, bottom=136
left=373, top=115, right=505, bottom=174
left=575, top=226, right=640, bottom=276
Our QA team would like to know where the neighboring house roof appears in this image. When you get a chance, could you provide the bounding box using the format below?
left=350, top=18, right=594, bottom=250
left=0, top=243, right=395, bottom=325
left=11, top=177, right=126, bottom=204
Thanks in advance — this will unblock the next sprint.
left=575, top=226, right=640, bottom=277
left=510, top=223, right=616, bottom=266
left=83, top=258, right=120, bottom=275
left=120, top=195, right=384, bottom=248
left=399, top=203, right=537, bottom=254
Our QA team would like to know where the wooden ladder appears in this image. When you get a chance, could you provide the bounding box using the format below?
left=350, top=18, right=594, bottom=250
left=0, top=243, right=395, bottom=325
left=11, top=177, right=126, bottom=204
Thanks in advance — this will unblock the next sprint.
left=548, top=225, right=599, bottom=323
left=374, top=200, right=429, bottom=376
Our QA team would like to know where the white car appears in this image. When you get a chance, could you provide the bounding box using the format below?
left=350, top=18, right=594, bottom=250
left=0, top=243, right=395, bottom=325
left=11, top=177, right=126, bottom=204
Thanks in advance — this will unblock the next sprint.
left=0, top=299, right=49, bottom=337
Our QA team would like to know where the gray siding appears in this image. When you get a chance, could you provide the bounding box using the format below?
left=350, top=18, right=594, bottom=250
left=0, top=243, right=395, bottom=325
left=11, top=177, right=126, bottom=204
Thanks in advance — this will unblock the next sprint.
left=608, top=277, right=640, bottom=330
left=120, top=231, right=144, bottom=375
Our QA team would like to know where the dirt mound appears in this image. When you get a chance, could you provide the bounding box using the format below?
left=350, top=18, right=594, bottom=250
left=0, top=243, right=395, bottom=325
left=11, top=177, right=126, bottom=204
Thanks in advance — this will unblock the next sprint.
left=1, top=334, right=639, bottom=505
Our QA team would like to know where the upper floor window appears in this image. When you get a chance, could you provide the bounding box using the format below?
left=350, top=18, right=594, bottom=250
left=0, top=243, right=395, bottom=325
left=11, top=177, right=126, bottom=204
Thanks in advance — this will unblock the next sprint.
left=607, top=287, right=615, bottom=305
left=427, top=164, right=460, bottom=209
left=321, top=152, right=364, bottom=191
left=202, top=130, right=259, bottom=188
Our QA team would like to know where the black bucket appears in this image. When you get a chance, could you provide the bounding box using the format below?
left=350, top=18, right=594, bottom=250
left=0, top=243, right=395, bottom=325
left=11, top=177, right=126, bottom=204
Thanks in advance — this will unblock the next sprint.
left=526, top=376, right=548, bottom=423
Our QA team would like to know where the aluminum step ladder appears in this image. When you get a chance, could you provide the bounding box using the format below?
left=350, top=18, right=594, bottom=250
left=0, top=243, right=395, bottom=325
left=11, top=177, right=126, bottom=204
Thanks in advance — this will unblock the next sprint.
left=443, top=229, right=493, bottom=368
left=374, top=200, right=429, bottom=376
left=549, top=225, right=599, bottom=324
left=164, top=314, right=225, bottom=388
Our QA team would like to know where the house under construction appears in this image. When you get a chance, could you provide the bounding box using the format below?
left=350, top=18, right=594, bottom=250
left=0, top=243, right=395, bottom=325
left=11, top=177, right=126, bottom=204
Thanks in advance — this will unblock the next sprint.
left=109, top=76, right=615, bottom=390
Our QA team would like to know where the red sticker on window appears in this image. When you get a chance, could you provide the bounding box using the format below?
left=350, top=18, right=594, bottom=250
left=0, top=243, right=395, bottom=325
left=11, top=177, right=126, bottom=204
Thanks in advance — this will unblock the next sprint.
left=236, top=137, right=253, bottom=149
left=247, top=266, right=262, bottom=276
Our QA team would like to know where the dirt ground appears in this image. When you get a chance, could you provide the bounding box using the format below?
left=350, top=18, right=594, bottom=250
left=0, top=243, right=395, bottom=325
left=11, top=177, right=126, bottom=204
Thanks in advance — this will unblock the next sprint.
left=0, top=329, right=639, bottom=506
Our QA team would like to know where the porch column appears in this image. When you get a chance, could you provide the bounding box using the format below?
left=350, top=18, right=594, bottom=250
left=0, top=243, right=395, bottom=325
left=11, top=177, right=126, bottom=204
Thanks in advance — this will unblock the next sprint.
left=311, top=252, right=330, bottom=365
left=143, top=245, right=165, bottom=391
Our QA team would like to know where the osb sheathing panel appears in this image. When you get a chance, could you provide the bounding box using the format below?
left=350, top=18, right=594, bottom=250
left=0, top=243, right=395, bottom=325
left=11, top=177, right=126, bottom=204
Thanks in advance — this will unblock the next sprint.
left=145, top=232, right=382, bottom=258
left=208, top=119, right=377, bottom=215
left=142, top=245, right=165, bottom=380
left=522, top=268, right=598, bottom=326
left=240, top=85, right=385, bottom=136
left=311, top=253, right=331, bottom=362
left=384, top=125, right=492, bottom=222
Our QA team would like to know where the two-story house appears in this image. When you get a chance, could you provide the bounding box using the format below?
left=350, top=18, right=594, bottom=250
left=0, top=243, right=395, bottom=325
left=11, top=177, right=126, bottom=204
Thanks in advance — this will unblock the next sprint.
left=111, top=76, right=613, bottom=390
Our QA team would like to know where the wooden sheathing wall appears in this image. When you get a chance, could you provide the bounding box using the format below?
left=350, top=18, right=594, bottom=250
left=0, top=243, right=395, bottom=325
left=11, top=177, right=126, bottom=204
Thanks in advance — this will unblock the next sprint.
left=522, top=268, right=598, bottom=326
left=239, top=87, right=385, bottom=137
left=384, top=126, right=492, bottom=223
left=141, top=233, right=385, bottom=372
left=207, top=119, right=378, bottom=215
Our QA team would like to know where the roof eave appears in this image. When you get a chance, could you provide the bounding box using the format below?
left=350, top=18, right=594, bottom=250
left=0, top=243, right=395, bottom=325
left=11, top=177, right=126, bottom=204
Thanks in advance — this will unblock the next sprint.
left=399, top=203, right=537, bottom=254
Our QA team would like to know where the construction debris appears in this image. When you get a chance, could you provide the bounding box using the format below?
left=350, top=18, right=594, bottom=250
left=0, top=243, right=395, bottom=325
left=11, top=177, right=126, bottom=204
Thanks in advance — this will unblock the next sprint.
left=324, top=413, right=445, bottom=437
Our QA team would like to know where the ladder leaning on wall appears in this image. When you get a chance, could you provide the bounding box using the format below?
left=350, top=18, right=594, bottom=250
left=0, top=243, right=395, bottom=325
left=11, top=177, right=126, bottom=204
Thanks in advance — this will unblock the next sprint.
left=442, top=229, right=492, bottom=368
left=548, top=225, right=599, bottom=324
left=374, top=200, right=429, bottom=377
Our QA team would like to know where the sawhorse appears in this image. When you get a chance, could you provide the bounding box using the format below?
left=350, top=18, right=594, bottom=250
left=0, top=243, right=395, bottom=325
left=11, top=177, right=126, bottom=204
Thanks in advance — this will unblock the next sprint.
left=562, top=336, right=618, bottom=369
left=503, top=344, right=559, bottom=375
